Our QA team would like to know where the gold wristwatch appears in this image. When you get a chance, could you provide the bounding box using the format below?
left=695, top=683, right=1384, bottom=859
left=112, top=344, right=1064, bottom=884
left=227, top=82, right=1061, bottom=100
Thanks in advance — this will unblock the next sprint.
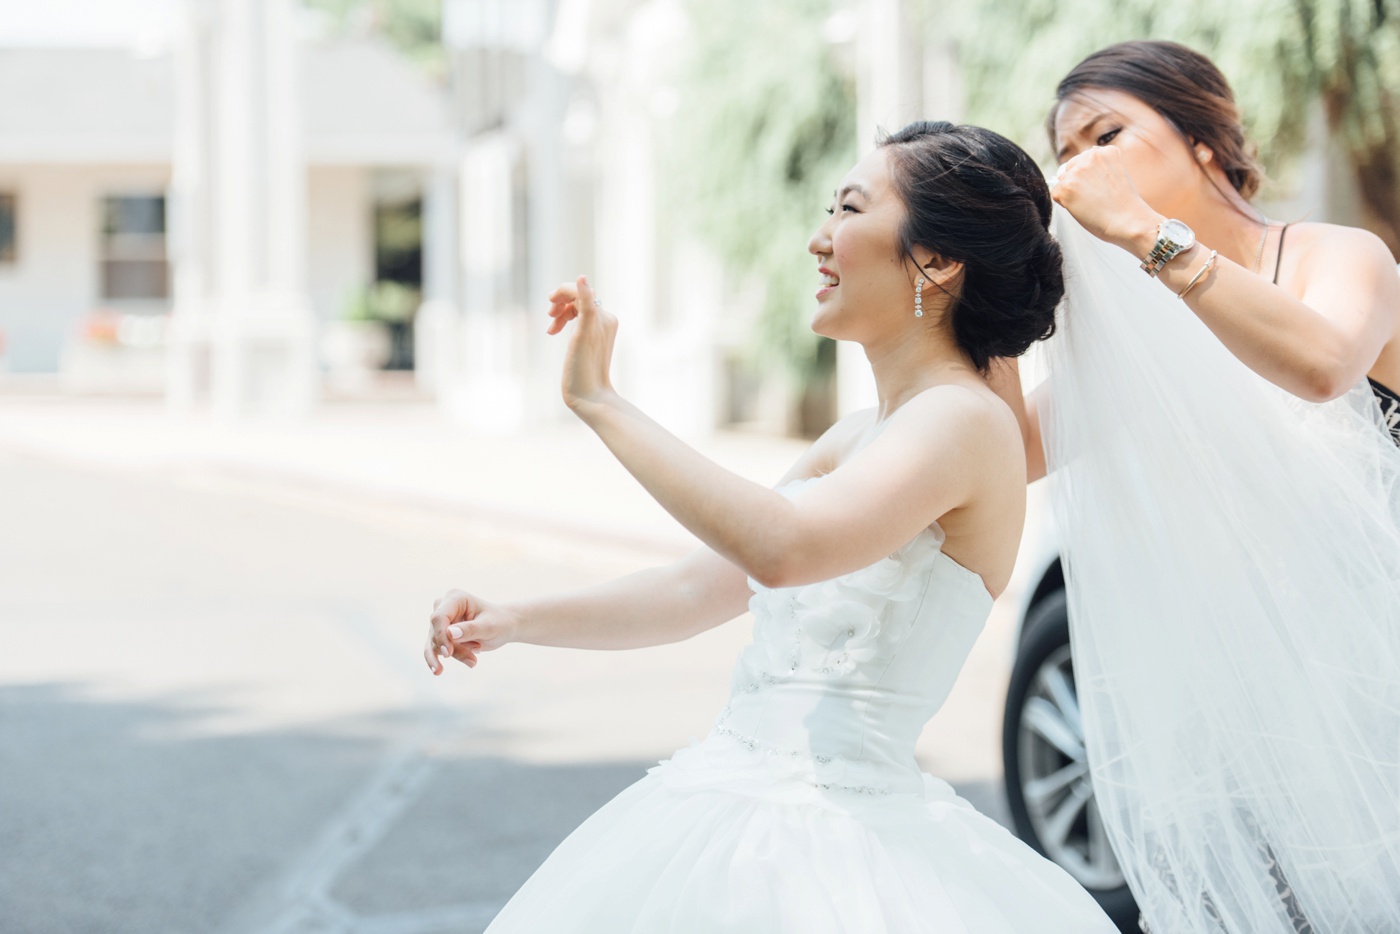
left=1139, top=219, right=1196, bottom=277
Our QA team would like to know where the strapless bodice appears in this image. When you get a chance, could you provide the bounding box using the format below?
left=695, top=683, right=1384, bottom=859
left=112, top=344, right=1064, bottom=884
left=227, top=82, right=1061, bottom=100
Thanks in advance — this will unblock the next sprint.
left=660, top=475, right=995, bottom=802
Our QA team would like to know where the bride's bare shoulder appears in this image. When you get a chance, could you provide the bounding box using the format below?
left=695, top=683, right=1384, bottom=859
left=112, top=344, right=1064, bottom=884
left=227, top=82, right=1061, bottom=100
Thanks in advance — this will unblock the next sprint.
left=901, top=382, right=1020, bottom=435
left=839, top=385, right=1016, bottom=452
left=891, top=382, right=1027, bottom=471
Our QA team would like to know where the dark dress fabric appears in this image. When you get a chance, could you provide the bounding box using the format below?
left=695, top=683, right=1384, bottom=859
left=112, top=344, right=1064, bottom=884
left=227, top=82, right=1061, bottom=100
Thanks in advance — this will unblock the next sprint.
left=1369, top=377, right=1400, bottom=446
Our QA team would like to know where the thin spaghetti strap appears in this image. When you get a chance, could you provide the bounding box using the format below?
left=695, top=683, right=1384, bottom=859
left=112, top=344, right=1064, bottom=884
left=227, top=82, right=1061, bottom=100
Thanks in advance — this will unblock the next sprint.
left=1272, top=222, right=1291, bottom=285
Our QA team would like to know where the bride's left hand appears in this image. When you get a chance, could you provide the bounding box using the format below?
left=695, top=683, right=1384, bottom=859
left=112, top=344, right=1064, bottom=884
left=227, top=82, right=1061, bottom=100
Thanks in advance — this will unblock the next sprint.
left=1051, top=146, right=1162, bottom=255
left=547, top=275, right=618, bottom=411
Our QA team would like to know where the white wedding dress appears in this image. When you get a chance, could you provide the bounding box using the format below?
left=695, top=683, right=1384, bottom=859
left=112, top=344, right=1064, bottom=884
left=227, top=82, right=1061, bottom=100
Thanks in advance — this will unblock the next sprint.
left=484, top=474, right=1117, bottom=933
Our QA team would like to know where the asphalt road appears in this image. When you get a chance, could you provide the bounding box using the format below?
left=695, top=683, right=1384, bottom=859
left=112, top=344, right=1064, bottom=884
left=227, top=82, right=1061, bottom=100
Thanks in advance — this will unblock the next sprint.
left=0, top=446, right=1013, bottom=933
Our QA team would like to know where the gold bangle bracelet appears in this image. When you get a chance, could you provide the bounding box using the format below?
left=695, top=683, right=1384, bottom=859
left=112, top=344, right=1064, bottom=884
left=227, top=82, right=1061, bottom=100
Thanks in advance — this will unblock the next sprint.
left=1178, top=249, right=1218, bottom=300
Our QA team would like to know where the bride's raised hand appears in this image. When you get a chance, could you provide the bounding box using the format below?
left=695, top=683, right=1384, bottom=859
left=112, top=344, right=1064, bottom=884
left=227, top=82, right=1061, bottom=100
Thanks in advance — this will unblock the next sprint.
left=1051, top=145, right=1161, bottom=254
left=424, top=589, right=520, bottom=676
left=547, top=275, right=618, bottom=411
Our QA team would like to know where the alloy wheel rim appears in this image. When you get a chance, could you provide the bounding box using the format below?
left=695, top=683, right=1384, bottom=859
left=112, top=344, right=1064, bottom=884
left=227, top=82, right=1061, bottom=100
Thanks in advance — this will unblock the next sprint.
left=1017, top=644, right=1126, bottom=891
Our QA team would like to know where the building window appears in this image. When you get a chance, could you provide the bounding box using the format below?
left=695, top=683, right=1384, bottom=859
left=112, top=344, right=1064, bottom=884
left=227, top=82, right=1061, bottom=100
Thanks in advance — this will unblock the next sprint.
left=100, top=195, right=169, bottom=302
left=373, top=196, right=423, bottom=290
left=0, top=193, right=15, bottom=264
left=369, top=170, right=424, bottom=371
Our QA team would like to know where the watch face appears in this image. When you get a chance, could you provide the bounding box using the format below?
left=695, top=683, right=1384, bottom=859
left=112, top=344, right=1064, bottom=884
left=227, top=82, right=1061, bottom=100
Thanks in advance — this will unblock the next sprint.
left=1160, top=219, right=1195, bottom=250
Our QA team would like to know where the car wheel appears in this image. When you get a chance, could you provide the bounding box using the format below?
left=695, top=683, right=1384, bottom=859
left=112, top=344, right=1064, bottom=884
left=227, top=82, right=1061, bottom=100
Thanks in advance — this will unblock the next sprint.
left=1003, top=589, right=1139, bottom=930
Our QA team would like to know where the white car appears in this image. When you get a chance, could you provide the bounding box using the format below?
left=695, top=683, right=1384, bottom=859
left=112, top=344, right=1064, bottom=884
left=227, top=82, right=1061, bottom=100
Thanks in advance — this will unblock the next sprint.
left=1001, top=512, right=1138, bottom=930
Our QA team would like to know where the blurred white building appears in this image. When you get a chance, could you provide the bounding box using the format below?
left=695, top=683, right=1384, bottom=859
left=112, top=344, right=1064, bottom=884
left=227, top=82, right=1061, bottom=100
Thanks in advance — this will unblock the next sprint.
left=0, top=0, right=1353, bottom=430
left=432, top=0, right=730, bottom=436
left=0, top=0, right=966, bottom=435
left=0, top=0, right=741, bottom=435
left=0, top=0, right=453, bottom=409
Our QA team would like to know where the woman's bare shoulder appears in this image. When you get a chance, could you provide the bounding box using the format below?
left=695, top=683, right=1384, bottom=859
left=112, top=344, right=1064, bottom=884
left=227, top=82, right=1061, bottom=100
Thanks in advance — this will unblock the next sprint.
left=1285, top=221, right=1395, bottom=273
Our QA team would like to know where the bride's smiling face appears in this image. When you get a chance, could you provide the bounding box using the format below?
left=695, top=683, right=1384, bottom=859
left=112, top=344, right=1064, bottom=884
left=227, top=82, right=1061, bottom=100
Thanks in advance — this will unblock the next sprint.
left=807, top=148, right=924, bottom=343
left=1053, top=88, right=1202, bottom=219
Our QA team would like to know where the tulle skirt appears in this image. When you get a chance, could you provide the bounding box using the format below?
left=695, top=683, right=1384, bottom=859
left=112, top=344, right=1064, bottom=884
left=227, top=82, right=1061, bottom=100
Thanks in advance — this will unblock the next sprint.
left=483, top=736, right=1117, bottom=933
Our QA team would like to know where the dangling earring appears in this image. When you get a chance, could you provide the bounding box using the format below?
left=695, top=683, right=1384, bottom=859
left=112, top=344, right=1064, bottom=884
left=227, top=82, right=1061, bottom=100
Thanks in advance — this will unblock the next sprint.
left=914, top=276, right=925, bottom=318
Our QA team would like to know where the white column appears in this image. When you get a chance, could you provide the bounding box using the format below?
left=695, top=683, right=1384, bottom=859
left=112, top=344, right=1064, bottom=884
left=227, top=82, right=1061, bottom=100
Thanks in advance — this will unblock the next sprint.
left=264, top=0, right=308, bottom=301
left=415, top=162, right=460, bottom=395
left=921, top=16, right=961, bottom=124
left=166, top=0, right=213, bottom=413
left=168, top=0, right=317, bottom=420
left=593, top=66, right=655, bottom=407
left=589, top=1, right=716, bottom=437
left=447, top=132, right=526, bottom=431
left=857, top=0, right=924, bottom=145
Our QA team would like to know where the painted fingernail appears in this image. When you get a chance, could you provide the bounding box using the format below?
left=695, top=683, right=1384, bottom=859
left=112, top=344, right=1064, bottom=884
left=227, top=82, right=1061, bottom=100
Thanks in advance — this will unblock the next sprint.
left=448, top=625, right=462, bottom=639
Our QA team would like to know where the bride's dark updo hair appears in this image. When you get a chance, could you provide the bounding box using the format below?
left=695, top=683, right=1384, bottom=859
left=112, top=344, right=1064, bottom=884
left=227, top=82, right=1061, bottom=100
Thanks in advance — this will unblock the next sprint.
left=879, top=121, right=1062, bottom=372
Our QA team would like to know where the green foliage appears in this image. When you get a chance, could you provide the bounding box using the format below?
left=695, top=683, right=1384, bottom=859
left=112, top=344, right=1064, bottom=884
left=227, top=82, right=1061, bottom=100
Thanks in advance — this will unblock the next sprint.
left=665, top=0, right=856, bottom=381
left=950, top=0, right=1399, bottom=205
left=303, top=0, right=445, bottom=76
left=345, top=280, right=420, bottom=323
left=1299, top=0, right=1400, bottom=153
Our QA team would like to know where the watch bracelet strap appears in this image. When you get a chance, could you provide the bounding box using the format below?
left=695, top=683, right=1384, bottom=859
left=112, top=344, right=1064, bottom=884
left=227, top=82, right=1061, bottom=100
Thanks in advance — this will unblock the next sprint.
left=1140, top=240, right=1185, bottom=277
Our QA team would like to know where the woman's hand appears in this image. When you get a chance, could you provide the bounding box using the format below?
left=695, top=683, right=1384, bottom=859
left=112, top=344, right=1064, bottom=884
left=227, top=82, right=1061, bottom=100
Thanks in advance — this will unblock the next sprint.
left=547, top=275, right=618, bottom=411
left=424, top=589, right=520, bottom=676
left=1052, top=146, right=1163, bottom=256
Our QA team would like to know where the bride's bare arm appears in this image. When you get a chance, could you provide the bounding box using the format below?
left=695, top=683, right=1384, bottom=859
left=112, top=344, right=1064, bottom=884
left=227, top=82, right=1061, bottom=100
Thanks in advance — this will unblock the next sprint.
left=572, top=385, right=1002, bottom=591
left=426, top=421, right=852, bottom=673
left=540, top=276, right=997, bottom=597
left=515, top=547, right=754, bottom=649
left=424, top=549, right=752, bottom=674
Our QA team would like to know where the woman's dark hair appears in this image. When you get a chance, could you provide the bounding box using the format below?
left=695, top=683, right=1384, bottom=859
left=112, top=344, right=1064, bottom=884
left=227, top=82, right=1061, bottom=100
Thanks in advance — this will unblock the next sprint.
left=1049, top=40, right=1263, bottom=199
left=878, top=121, right=1063, bottom=372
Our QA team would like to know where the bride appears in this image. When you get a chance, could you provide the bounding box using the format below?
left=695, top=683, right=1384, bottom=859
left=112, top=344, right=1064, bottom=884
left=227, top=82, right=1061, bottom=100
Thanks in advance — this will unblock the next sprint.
left=423, top=121, right=1117, bottom=932
left=1013, top=40, right=1400, bottom=933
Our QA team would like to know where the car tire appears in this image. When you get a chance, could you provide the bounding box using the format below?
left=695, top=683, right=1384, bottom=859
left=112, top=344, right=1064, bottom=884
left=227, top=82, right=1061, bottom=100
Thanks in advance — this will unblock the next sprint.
left=1003, top=589, right=1139, bottom=931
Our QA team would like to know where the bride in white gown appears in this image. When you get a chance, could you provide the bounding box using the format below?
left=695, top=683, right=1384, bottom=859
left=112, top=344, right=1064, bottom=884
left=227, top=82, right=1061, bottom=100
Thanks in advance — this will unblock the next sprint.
left=423, top=121, right=1117, bottom=933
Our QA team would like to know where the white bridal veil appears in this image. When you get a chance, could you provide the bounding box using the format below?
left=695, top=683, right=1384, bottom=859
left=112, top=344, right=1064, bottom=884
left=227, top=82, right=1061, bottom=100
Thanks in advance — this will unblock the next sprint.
left=1041, top=211, right=1400, bottom=933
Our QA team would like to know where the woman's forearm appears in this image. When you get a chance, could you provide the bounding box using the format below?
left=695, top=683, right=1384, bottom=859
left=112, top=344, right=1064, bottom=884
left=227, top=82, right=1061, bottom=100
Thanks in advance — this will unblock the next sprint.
left=1132, top=235, right=1389, bottom=403
left=1055, top=149, right=1393, bottom=403
left=987, top=359, right=1046, bottom=482
left=570, top=391, right=798, bottom=586
left=1023, top=388, right=1047, bottom=483
left=511, top=548, right=751, bottom=650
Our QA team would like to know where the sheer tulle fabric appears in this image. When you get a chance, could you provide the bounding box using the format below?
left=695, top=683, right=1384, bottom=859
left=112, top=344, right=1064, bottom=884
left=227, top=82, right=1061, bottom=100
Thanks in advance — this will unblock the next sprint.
left=1043, top=211, right=1400, bottom=932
